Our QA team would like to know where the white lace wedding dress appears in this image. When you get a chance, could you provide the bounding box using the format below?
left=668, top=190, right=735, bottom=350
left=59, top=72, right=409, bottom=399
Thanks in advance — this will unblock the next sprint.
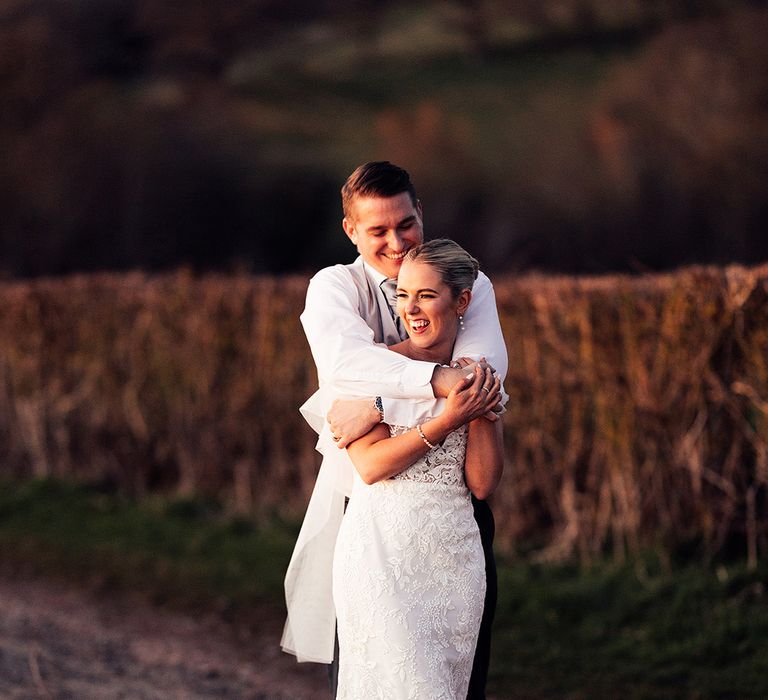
left=332, top=424, right=486, bottom=700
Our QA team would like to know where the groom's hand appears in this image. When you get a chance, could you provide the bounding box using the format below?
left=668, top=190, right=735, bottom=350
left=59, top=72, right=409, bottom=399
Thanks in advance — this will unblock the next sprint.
left=328, top=397, right=381, bottom=449
left=432, top=358, right=504, bottom=422
left=432, top=359, right=496, bottom=395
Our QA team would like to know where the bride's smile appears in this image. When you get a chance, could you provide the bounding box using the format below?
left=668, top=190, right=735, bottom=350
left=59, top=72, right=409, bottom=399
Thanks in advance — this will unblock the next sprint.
left=395, top=259, right=470, bottom=365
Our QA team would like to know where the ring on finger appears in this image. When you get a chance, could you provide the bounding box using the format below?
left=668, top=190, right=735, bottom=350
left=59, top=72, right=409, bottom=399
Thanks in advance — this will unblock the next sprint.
left=332, top=434, right=341, bottom=441
left=482, top=386, right=491, bottom=393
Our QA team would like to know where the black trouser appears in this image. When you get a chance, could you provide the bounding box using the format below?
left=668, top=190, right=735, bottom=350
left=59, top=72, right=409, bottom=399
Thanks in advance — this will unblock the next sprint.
left=327, top=633, right=340, bottom=698
left=328, top=496, right=497, bottom=700
left=467, top=495, right=497, bottom=700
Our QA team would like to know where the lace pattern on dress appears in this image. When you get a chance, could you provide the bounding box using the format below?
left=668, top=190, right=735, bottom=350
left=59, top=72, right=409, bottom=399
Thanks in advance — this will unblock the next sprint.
left=333, top=423, right=484, bottom=699
left=388, top=424, right=468, bottom=486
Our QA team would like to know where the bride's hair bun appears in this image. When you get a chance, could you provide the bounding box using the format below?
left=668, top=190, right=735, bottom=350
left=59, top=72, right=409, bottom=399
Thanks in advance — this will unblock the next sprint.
left=405, top=239, right=480, bottom=298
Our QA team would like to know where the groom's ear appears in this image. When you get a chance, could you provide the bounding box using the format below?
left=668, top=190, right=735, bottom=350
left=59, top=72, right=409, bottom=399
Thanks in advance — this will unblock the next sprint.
left=342, top=217, right=357, bottom=246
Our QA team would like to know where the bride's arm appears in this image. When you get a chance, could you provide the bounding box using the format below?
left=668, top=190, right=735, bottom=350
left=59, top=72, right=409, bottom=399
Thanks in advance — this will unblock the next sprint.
left=346, top=422, right=443, bottom=484
left=464, top=418, right=504, bottom=500
left=347, top=367, right=500, bottom=485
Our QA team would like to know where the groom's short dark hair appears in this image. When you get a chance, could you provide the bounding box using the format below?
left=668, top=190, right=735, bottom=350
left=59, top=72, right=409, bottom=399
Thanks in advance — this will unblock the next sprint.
left=341, top=161, right=418, bottom=218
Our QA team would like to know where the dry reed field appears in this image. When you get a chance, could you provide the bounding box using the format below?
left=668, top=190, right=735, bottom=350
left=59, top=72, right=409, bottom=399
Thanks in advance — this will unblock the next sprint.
left=1, top=264, right=766, bottom=564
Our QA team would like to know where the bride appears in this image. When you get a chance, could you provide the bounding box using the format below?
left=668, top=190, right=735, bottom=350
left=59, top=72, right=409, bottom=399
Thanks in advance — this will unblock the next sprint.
left=333, top=239, right=504, bottom=699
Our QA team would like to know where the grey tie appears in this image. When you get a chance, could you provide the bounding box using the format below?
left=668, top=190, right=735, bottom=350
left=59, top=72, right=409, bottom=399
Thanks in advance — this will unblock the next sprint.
left=381, top=278, right=406, bottom=340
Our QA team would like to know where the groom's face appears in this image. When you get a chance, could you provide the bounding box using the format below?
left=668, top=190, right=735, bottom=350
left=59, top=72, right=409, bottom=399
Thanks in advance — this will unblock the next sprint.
left=342, top=192, right=424, bottom=279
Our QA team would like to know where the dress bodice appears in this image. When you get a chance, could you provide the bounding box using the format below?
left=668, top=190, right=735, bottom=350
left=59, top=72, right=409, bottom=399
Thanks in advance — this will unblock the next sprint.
left=388, top=424, right=468, bottom=486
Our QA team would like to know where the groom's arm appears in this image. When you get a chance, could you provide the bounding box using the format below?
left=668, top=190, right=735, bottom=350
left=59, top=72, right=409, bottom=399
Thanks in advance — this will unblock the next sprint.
left=301, top=265, right=451, bottom=400
left=302, top=267, right=485, bottom=437
left=327, top=272, right=510, bottom=445
left=451, top=271, right=509, bottom=394
left=302, top=266, right=506, bottom=445
left=302, top=266, right=502, bottom=390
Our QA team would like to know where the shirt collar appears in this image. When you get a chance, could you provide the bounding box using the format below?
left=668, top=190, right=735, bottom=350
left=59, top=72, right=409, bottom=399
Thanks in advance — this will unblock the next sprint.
left=362, top=259, right=392, bottom=288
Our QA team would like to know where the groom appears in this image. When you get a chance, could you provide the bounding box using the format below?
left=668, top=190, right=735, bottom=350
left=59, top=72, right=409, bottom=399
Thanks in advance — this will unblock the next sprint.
left=300, top=161, right=508, bottom=699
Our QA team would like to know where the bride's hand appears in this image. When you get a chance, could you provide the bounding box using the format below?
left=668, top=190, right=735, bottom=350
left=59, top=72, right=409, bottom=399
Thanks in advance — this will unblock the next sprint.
left=449, top=356, right=504, bottom=421
left=443, top=366, right=501, bottom=430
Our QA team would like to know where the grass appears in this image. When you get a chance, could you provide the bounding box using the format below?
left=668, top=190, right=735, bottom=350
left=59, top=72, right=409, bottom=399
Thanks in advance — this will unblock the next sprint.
left=492, top=558, right=768, bottom=698
left=1, top=478, right=767, bottom=698
left=0, top=478, right=297, bottom=615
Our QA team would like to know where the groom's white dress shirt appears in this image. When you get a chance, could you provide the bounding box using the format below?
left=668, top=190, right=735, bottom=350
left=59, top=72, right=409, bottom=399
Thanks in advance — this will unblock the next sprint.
left=299, top=256, right=508, bottom=431
left=282, top=254, right=508, bottom=664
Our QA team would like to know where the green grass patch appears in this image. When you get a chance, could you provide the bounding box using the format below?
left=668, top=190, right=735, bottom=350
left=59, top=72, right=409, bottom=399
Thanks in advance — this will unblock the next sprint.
left=0, top=478, right=297, bottom=616
left=491, top=555, right=768, bottom=698
left=1, top=478, right=767, bottom=698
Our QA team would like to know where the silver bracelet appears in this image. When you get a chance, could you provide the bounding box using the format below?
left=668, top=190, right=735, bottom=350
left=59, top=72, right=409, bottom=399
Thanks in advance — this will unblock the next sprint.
left=417, top=424, right=435, bottom=449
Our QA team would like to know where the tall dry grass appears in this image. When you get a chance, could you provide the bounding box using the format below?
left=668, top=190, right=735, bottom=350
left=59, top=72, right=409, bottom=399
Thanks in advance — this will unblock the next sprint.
left=0, top=271, right=319, bottom=516
left=494, top=264, right=768, bottom=564
left=1, top=264, right=766, bottom=562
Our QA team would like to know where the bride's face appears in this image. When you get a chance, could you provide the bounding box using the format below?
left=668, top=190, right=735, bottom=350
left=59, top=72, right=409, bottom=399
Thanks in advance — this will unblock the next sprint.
left=395, top=260, right=470, bottom=352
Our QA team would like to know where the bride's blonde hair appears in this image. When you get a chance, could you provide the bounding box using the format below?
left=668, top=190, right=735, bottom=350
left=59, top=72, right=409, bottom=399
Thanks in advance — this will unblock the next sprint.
left=405, top=239, right=479, bottom=298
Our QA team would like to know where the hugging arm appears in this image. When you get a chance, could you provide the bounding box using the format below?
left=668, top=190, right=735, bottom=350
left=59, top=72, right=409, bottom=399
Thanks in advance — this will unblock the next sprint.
left=303, top=267, right=508, bottom=446
left=326, top=360, right=497, bottom=449
left=347, top=367, right=501, bottom=488
left=301, top=267, right=439, bottom=400
left=302, top=267, right=481, bottom=445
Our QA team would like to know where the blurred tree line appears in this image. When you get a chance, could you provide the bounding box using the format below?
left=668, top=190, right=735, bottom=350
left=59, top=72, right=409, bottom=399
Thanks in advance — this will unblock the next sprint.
left=1, top=0, right=766, bottom=277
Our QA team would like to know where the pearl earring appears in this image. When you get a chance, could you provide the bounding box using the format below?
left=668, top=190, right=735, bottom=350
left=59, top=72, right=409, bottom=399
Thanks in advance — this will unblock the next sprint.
left=458, top=314, right=465, bottom=330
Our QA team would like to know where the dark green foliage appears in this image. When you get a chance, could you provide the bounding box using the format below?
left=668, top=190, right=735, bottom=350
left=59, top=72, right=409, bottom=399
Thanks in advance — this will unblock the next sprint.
left=0, top=479, right=294, bottom=611
left=493, top=554, right=768, bottom=697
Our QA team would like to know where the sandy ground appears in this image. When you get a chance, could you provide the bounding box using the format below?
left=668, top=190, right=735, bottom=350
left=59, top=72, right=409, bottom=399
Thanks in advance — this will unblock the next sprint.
left=0, top=574, right=326, bottom=699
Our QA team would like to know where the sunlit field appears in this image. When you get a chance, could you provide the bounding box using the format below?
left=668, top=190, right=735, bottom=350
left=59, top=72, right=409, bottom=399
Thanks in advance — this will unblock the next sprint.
left=2, top=264, right=766, bottom=562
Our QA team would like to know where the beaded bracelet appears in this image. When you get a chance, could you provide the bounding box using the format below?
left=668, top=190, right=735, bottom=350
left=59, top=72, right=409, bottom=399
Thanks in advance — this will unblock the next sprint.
left=417, top=424, right=435, bottom=449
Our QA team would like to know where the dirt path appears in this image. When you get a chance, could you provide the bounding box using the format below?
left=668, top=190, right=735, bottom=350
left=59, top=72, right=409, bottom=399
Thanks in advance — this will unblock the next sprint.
left=0, top=574, right=325, bottom=699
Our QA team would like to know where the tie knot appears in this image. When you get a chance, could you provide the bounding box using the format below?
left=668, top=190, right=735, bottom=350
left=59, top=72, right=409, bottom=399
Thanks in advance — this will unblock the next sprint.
left=381, top=278, right=398, bottom=309
left=381, top=278, right=406, bottom=340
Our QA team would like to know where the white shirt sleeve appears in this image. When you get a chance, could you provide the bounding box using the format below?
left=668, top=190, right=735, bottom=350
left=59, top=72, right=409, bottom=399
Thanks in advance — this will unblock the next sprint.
left=300, top=266, right=508, bottom=430
left=300, top=265, right=437, bottom=401
left=379, top=272, right=509, bottom=424
left=453, top=271, right=509, bottom=388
